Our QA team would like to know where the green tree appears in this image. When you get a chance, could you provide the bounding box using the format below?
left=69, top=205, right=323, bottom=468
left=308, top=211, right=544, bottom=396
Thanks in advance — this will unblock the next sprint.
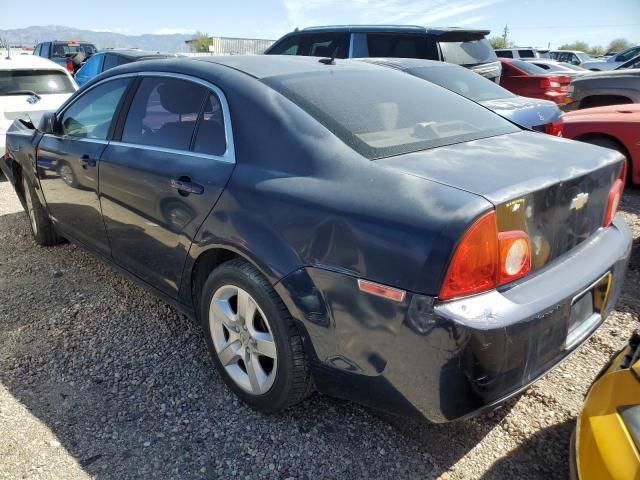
left=190, top=31, right=212, bottom=53
left=489, top=36, right=514, bottom=49
left=558, top=41, right=590, bottom=52
left=588, top=45, right=605, bottom=56
left=606, top=38, right=632, bottom=54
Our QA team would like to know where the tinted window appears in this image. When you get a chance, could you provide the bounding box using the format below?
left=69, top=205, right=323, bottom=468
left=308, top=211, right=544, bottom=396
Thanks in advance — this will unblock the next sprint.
left=60, top=78, right=128, bottom=139
left=533, top=62, right=551, bottom=70
left=41, top=43, right=50, bottom=57
left=306, top=33, right=349, bottom=58
left=0, top=70, right=76, bottom=95
left=439, top=38, right=497, bottom=65
left=267, top=35, right=303, bottom=55
left=409, top=65, right=513, bottom=102
left=517, top=49, right=535, bottom=58
left=193, top=94, right=226, bottom=156
left=510, top=60, right=547, bottom=75
left=367, top=34, right=435, bottom=59
left=264, top=69, right=517, bottom=159
left=33, top=44, right=41, bottom=56
left=122, top=77, right=207, bottom=150
left=619, top=55, right=640, bottom=69
left=495, top=50, right=513, bottom=58
left=103, top=54, right=130, bottom=71
left=549, top=52, right=559, bottom=60
left=618, top=47, right=640, bottom=62
left=52, top=42, right=97, bottom=58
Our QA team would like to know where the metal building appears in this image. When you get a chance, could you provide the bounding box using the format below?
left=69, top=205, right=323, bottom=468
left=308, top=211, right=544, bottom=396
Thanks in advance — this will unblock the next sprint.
left=185, top=36, right=275, bottom=55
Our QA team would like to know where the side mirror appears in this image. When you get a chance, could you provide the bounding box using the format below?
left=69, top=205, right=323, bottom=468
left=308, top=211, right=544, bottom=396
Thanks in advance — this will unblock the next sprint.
left=38, top=112, right=59, bottom=135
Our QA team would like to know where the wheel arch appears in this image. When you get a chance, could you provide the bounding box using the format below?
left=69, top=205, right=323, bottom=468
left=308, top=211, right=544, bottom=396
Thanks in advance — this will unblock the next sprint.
left=573, top=132, right=633, bottom=182
left=579, top=94, right=633, bottom=109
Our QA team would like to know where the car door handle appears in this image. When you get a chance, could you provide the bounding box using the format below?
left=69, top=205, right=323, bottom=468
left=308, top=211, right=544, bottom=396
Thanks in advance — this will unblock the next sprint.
left=80, top=154, right=97, bottom=168
left=170, top=178, right=204, bottom=195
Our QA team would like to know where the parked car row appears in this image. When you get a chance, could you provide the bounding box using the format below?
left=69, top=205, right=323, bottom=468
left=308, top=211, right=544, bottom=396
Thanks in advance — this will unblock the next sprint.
left=1, top=25, right=638, bottom=480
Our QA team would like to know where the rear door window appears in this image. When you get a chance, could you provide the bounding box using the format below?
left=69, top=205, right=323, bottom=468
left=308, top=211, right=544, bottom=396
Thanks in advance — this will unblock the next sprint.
left=103, top=54, right=129, bottom=71
left=366, top=34, right=436, bottom=59
left=495, top=50, right=513, bottom=58
left=517, top=49, right=535, bottom=58
left=306, top=33, right=349, bottom=58
left=121, top=77, right=207, bottom=150
left=59, top=78, right=129, bottom=139
left=192, top=93, right=226, bottom=156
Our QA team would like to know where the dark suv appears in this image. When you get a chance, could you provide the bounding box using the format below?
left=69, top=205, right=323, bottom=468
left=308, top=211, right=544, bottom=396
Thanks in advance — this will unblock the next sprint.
left=265, top=25, right=501, bottom=82
left=34, top=40, right=98, bottom=73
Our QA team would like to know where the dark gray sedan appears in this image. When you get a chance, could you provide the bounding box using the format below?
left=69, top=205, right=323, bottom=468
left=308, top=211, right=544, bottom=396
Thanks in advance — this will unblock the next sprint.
left=358, top=58, right=563, bottom=134
left=566, top=68, right=640, bottom=110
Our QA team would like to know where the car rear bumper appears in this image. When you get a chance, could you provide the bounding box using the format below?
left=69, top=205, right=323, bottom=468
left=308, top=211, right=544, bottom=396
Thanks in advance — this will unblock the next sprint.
left=277, top=216, right=632, bottom=422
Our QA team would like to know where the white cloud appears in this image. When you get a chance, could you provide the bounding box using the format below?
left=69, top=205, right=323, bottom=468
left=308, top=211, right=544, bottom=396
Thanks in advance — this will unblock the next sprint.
left=453, top=15, right=490, bottom=27
left=153, top=28, right=197, bottom=35
left=282, top=0, right=501, bottom=28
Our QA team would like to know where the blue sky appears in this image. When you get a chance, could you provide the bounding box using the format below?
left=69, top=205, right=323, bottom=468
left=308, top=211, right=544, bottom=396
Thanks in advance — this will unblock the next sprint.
left=2, top=0, right=639, bottom=48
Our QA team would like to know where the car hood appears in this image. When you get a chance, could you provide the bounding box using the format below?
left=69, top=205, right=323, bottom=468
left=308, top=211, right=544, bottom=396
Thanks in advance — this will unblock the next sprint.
left=564, top=103, right=640, bottom=122
left=575, top=68, right=640, bottom=80
left=375, top=131, right=622, bottom=205
left=479, top=96, right=561, bottom=128
left=0, top=93, right=71, bottom=132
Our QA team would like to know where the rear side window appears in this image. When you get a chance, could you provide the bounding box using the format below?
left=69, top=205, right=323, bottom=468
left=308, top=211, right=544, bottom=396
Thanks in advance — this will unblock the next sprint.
left=59, top=78, right=129, bottom=139
left=518, top=49, right=535, bottom=58
left=306, top=33, right=349, bottom=58
left=0, top=70, right=76, bottom=95
left=366, top=34, right=436, bottom=59
left=193, top=94, right=226, bottom=156
left=264, top=69, right=518, bottom=159
left=122, top=77, right=207, bottom=150
left=495, top=50, right=513, bottom=58
left=267, top=35, right=303, bottom=55
left=510, top=60, right=546, bottom=75
left=439, top=38, right=497, bottom=66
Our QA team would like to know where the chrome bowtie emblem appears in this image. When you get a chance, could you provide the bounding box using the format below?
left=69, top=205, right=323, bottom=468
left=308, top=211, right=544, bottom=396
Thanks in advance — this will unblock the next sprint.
left=570, top=192, right=589, bottom=210
left=26, top=95, right=39, bottom=105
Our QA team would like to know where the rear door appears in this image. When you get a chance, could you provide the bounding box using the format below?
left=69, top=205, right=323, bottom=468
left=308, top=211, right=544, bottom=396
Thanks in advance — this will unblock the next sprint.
left=99, top=74, right=235, bottom=297
left=37, top=77, right=131, bottom=255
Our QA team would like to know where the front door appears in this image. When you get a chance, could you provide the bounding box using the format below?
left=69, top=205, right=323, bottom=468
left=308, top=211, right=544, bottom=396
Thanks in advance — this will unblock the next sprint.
left=99, top=75, right=234, bottom=297
left=37, top=78, right=130, bottom=255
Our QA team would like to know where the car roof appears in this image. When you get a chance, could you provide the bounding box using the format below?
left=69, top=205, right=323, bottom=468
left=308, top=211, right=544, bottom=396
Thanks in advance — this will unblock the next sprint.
left=296, top=25, right=490, bottom=35
left=191, top=54, right=382, bottom=79
left=354, top=57, right=458, bottom=71
left=0, top=54, right=68, bottom=71
left=98, top=49, right=175, bottom=60
left=550, top=50, right=584, bottom=54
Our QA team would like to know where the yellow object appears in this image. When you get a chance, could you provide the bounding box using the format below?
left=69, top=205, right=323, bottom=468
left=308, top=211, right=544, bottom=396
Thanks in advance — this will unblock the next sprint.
left=575, top=340, right=640, bottom=480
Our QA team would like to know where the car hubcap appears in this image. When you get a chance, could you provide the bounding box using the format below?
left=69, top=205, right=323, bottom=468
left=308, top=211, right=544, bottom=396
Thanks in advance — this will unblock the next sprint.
left=60, top=165, right=74, bottom=185
left=22, top=178, right=37, bottom=235
left=209, top=285, right=277, bottom=395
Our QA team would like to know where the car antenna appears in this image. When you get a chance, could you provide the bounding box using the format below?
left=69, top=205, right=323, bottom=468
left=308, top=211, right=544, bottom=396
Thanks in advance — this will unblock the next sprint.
left=318, top=47, right=338, bottom=65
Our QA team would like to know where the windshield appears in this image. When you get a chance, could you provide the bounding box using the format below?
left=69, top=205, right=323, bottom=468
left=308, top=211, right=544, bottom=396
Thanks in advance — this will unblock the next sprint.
left=52, top=43, right=97, bottom=57
left=439, top=38, right=497, bottom=66
left=264, top=69, right=518, bottom=159
left=0, top=70, right=75, bottom=95
left=408, top=65, right=513, bottom=102
left=510, top=60, right=547, bottom=75
left=576, top=52, right=591, bottom=62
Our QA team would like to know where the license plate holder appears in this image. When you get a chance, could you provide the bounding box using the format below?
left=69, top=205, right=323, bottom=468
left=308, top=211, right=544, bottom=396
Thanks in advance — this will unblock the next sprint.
left=565, top=272, right=612, bottom=350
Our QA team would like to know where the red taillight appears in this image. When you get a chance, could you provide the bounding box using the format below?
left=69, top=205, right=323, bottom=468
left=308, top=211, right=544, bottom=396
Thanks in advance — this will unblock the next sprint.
left=544, top=120, right=563, bottom=137
left=439, top=211, right=531, bottom=300
left=603, top=178, right=624, bottom=227
left=65, top=59, right=74, bottom=74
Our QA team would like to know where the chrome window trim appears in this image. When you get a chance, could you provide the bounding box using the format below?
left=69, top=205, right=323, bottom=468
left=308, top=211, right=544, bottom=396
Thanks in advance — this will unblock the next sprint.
left=56, top=71, right=235, bottom=164
left=41, top=134, right=109, bottom=145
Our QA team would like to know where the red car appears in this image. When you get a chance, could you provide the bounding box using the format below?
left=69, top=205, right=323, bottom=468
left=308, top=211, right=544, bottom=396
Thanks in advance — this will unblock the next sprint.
left=499, top=59, right=571, bottom=105
left=563, top=104, right=640, bottom=185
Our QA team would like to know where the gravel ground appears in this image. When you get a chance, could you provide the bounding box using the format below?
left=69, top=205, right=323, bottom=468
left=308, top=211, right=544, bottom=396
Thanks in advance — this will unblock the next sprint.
left=1, top=175, right=639, bottom=480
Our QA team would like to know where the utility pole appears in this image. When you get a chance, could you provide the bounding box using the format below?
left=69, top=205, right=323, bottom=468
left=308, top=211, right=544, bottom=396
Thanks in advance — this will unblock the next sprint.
left=501, top=24, right=509, bottom=48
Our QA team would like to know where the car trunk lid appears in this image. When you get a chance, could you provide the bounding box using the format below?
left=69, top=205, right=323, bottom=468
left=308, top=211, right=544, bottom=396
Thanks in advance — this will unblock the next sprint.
left=0, top=93, right=71, bottom=131
left=376, top=131, right=625, bottom=271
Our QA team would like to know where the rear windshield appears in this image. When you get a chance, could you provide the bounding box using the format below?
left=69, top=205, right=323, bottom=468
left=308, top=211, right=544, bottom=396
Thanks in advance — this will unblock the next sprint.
left=0, top=70, right=75, bottom=95
left=408, top=65, right=513, bottom=102
left=510, top=60, right=547, bottom=75
left=264, top=69, right=518, bottom=159
left=439, top=38, right=497, bottom=66
left=52, top=43, right=97, bottom=57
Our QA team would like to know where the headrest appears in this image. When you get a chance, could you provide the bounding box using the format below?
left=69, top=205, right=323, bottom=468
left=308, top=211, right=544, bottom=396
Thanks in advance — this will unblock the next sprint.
left=158, top=82, right=204, bottom=114
left=313, top=45, right=333, bottom=58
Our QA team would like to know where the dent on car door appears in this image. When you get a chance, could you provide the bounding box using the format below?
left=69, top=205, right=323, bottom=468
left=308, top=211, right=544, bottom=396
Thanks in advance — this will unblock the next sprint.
left=99, top=75, right=235, bottom=297
left=36, top=78, right=130, bottom=254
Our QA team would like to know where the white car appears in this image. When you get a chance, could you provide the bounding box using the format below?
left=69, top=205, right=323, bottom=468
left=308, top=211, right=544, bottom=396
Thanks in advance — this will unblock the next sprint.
left=1, top=54, right=77, bottom=160
left=581, top=45, right=640, bottom=71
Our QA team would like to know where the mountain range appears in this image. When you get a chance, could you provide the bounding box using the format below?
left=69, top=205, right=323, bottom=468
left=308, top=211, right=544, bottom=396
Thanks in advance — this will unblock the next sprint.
left=0, top=25, right=196, bottom=52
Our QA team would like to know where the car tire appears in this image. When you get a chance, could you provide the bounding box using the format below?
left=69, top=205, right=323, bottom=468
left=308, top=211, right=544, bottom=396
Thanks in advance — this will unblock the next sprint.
left=584, top=137, right=632, bottom=184
left=200, top=258, right=311, bottom=413
left=21, top=175, right=64, bottom=246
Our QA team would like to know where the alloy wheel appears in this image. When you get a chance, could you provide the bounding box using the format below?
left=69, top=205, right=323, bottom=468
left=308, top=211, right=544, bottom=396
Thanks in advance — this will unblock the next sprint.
left=209, top=285, right=278, bottom=395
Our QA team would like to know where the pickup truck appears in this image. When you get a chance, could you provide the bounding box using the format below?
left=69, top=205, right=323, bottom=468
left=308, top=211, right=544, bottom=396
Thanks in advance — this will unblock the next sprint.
left=33, top=40, right=98, bottom=74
